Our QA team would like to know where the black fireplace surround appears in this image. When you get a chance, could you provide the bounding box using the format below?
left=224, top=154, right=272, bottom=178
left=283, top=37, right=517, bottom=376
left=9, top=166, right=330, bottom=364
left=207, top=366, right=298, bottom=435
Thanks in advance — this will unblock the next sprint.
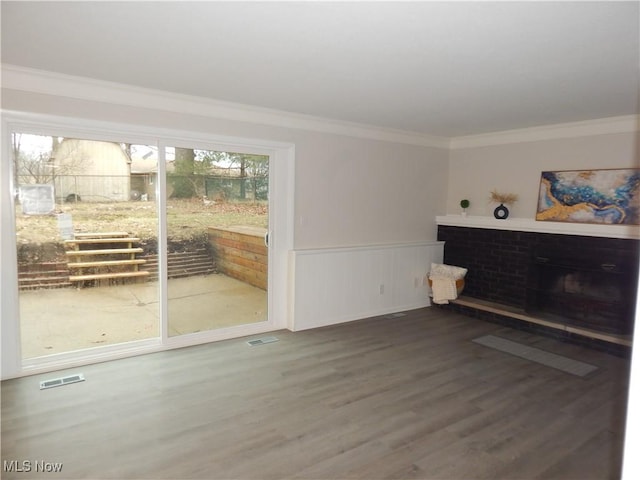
left=437, top=225, right=639, bottom=337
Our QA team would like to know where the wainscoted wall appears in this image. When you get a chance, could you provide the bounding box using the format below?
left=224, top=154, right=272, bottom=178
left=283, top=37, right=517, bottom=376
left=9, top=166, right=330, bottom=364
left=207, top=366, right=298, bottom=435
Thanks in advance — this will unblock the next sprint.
left=289, top=242, right=444, bottom=331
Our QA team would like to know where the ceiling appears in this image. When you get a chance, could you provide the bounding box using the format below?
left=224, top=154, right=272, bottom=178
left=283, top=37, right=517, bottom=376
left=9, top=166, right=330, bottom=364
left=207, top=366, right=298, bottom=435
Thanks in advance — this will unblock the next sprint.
left=1, top=1, right=639, bottom=138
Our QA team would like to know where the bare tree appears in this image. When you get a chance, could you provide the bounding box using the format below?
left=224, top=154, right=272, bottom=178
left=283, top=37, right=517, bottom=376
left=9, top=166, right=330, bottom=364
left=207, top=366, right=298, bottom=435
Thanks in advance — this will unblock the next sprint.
left=13, top=133, right=58, bottom=184
left=11, top=133, right=21, bottom=188
left=13, top=134, right=86, bottom=185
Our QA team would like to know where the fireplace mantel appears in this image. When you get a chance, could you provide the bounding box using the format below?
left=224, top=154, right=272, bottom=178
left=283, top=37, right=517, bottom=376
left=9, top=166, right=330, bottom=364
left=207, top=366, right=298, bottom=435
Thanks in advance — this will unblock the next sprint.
left=436, top=215, right=640, bottom=240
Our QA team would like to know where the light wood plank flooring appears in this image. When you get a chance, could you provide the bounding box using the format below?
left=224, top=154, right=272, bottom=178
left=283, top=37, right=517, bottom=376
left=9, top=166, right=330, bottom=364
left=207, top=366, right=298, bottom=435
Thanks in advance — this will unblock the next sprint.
left=1, top=307, right=631, bottom=479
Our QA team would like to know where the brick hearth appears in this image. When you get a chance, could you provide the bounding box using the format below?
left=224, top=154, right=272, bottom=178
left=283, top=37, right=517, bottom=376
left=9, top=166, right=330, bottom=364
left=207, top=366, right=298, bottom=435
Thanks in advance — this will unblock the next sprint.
left=436, top=224, right=639, bottom=356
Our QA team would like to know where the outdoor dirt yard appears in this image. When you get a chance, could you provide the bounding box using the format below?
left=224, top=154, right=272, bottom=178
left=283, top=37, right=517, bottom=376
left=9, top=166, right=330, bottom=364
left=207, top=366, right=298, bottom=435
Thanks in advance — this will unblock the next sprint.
left=15, top=198, right=268, bottom=263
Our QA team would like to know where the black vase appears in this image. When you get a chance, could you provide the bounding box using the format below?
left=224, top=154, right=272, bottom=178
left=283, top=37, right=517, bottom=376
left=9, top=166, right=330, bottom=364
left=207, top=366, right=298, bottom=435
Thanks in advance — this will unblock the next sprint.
left=494, top=203, right=509, bottom=220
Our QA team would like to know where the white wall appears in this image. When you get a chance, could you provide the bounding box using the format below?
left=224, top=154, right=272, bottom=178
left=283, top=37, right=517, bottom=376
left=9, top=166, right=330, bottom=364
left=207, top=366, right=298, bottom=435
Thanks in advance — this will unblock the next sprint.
left=446, top=126, right=639, bottom=218
left=295, top=137, right=448, bottom=247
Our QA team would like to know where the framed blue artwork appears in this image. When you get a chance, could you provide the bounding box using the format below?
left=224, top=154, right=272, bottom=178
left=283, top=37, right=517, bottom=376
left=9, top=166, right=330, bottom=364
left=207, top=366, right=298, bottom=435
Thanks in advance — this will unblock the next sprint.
left=536, top=168, right=640, bottom=225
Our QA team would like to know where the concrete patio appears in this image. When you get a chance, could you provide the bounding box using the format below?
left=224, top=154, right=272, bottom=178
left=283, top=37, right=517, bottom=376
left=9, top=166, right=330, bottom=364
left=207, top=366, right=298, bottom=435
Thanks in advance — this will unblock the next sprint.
left=19, top=273, right=267, bottom=359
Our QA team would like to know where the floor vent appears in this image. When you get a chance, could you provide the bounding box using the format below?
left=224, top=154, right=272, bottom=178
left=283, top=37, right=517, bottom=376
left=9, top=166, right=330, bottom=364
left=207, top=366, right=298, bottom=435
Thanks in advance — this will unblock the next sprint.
left=40, top=373, right=85, bottom=390
left=247, top=336, right=279, bottom=346
left=385, top=312, right=407, bottom=319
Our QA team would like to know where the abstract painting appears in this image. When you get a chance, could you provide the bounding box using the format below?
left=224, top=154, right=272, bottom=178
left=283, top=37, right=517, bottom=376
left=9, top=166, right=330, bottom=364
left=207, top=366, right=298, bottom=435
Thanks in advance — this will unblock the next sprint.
left=536, top=168, right=640, bottom=225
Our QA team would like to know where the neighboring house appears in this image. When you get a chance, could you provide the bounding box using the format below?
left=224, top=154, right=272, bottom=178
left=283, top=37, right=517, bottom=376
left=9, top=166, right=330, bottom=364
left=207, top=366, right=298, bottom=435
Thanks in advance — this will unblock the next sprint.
left=53, top=139, right=131, bottom=202
left=130, top=156, right=159, bottom=201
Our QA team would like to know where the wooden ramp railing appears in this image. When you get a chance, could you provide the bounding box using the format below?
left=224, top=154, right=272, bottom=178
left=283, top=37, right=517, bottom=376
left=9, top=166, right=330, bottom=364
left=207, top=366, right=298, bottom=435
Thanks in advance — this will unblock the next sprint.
left=65, top=232, right=149, bottom=286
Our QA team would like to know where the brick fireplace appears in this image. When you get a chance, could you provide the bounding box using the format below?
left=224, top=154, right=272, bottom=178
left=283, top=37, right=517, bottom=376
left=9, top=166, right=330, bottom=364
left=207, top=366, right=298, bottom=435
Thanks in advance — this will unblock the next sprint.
left=525, top=243, right=636, bottom=334
left=436, top=217, right=639, bottom=355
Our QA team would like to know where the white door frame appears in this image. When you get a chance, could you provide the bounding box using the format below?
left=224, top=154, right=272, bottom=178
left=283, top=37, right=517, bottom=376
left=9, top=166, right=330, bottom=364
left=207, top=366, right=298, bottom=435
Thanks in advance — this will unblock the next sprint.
left=0, top=110, right=294, bottom=379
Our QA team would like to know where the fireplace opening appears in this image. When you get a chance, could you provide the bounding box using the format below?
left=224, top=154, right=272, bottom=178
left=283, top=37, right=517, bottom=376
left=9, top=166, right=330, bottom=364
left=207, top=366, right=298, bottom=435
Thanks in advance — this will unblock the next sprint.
left=525, top=246, right=638, bottom=335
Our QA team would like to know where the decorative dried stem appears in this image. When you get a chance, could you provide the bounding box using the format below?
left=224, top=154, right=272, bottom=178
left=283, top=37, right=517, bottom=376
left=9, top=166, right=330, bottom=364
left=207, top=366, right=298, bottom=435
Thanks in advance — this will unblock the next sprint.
left=489, top=190, right=518, bottom=205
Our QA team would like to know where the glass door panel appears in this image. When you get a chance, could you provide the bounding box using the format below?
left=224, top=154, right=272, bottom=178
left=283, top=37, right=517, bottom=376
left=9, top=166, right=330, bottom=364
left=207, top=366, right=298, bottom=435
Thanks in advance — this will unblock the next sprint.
left=165, top=146, right=268, bottom=337
left=12, top=133, right=160, bottom=359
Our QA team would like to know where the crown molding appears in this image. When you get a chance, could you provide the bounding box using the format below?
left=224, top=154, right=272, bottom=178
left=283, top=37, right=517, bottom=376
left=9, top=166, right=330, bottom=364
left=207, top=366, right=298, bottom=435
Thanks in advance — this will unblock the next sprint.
left=3, top=64, right=636, bottom=150
left=0, top=64, right=449, bottom=149
left=449, top=115, right=640, bottom=149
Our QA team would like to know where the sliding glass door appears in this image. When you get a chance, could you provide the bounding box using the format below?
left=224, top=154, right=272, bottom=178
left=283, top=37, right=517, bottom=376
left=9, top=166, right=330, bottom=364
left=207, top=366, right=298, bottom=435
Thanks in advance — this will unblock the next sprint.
left=164, top=145, right=269, bottom=338
left=12, top=135, right=272, bottom=360
left=2, top=113, right=290, bottom=379
left=12, top=133, right=160, bottom=359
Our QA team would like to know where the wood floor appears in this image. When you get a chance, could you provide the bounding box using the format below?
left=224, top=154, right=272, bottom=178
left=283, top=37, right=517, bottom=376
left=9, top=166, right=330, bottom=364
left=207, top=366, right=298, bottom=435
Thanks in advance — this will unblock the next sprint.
left=1, top=307, right=631, bottom=479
